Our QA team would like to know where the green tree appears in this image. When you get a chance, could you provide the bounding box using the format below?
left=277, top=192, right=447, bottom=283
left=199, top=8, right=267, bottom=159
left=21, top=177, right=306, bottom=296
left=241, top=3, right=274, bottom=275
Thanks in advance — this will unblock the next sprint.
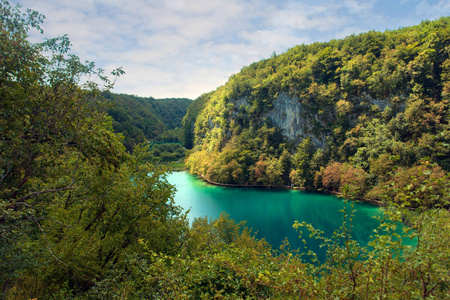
left=265, top=156, right=284, bottom=187
left=279, top=148, right=292, bottom=185
left=291, top=137, right=316, bottom=188
left=0, top=2, right=186, bottom=298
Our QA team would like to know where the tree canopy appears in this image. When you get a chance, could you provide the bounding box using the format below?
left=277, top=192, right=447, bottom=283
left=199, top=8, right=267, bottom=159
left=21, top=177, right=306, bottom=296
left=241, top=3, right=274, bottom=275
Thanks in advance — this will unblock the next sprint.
left=0, top=1, right=186, bottom=297
left=104, top=92, right=192, bottom=151
left=1, top=1, right=449, bottom=298
left=185, top=16, right=450, bottom=207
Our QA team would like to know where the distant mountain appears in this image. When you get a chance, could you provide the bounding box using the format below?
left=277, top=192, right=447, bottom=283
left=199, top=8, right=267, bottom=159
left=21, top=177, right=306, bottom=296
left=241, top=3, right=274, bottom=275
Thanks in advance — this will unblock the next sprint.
left=103, top=92, right=192, bottom=151
left=185, top=17, right=450, bottom=207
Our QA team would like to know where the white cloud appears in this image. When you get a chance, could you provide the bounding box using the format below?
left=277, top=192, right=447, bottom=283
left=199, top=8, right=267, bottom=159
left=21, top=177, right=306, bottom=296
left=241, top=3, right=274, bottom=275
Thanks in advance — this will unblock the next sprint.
left=270, top=2, right=342, bottom=31
left=333, top=26, right=366, bottom=40
left=9, top=0, right=448, bottom=99
left=240, top=29, right=310, bottom=56
left=415, top=0, right=450, bottom=19
left=342, top=0, right=376, bottom=15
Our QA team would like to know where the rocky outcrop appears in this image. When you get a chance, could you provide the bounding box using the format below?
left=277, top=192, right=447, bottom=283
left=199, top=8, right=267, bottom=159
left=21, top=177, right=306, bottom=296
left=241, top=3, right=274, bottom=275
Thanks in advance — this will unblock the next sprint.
left=224, top=91, right=403, bottom=150
left=264, top=92, right=328, bottom=148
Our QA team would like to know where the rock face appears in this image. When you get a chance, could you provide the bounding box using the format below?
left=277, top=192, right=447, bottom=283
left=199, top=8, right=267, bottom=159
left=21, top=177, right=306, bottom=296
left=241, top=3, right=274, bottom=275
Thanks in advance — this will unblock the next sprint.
left=259, top=92, right=403, bottom=149
left=265, top=93, right=303, bottom=141
left=222, top=92, right=400, bottom=150
left=264, top=92, right=328, bottom=148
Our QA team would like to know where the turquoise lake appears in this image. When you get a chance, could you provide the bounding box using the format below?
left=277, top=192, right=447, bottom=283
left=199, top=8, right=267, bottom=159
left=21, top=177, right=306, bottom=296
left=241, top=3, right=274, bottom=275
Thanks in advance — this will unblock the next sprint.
left=168, top=171, right=391, bottom=259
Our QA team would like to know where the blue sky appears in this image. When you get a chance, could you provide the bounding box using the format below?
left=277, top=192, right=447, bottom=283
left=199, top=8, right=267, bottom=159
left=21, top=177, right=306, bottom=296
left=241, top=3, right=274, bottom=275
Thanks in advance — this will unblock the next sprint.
left=11, top=0, right=450, bottom=99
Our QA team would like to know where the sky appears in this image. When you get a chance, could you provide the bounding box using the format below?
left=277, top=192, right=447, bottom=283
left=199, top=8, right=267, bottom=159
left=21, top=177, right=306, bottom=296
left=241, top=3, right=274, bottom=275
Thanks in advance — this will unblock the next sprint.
left=10, top=0, right=450, bottom=100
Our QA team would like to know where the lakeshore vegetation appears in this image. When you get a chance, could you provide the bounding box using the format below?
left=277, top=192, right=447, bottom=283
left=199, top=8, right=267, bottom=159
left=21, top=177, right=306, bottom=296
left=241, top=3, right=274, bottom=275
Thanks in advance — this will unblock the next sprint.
left=1, top=1, right=449, bottom=299
left=185, top=17, right=450, bottom=209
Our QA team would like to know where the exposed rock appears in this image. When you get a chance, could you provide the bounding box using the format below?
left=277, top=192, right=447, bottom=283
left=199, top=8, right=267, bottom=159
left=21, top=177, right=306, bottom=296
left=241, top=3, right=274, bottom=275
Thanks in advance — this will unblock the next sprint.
left=265, top=92, right=327, bottom=148
left=235, top=97, right=250, bottom=109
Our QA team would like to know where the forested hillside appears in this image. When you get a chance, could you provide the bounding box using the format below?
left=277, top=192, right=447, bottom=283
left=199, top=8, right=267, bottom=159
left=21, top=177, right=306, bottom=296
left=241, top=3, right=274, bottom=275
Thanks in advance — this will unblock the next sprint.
left=181, top=91, right=211, bottom=149
left=103, top=93, right=192, bottom=151
left=186, top=17, right=450, bottom=207
left=1, top=1, right=449, bottom=298
left=0, top=2, right=187, bottom=298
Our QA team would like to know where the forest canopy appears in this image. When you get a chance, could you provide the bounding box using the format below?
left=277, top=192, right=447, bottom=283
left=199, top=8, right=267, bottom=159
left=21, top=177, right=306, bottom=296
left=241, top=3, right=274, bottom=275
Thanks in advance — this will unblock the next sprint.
left=1, top=1, right=449, bottom=298
left=185, top=16, right=450, bottom=208
left=0, top=1, right=186, bottom=297
left=103, top=92, right=192, bottom=151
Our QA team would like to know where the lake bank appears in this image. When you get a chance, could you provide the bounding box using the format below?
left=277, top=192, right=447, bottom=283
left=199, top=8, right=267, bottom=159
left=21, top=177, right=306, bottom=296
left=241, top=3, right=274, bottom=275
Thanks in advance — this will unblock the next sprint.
left=195, top=172, right=384, bottom=206
left=168, top=171, right=390, bottom=260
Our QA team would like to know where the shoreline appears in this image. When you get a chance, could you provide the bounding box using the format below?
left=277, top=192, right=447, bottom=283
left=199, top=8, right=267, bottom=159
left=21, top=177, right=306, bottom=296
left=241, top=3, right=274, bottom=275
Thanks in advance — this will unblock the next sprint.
left=191, top=172, right=384, bottom=206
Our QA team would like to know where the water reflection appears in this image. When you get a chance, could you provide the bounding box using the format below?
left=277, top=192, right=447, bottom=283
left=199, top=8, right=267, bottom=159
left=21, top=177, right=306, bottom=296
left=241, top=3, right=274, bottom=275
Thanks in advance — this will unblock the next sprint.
left=168, top=171, right=391, bottom=259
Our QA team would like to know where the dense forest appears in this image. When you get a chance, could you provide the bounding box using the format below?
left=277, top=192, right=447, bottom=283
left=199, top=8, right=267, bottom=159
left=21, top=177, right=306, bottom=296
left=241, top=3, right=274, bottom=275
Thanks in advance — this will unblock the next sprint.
left=1, top=1, right=449, bottom=299
left=103, top=93, right=191, bottom=151
left=185, top=17, right=450, bottom=208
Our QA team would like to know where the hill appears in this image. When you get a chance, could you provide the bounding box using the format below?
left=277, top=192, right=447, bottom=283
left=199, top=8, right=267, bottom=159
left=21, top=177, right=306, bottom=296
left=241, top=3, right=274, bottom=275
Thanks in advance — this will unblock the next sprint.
left=103, top=92, right=192, bottom=150
left=185, top=17, right=450, bottom=207
left=2, top=2, right=449, bottom=297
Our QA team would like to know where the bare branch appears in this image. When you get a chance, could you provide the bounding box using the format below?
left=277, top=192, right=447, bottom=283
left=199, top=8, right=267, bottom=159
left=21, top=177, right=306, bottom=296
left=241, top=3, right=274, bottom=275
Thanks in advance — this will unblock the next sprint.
left=46, top=218, right=74, bottom=228
left=31, top=215, right=67, bottom=267
left=0, top=161, right=12, bottom=184
left=17, top=184, right=75, bottom=202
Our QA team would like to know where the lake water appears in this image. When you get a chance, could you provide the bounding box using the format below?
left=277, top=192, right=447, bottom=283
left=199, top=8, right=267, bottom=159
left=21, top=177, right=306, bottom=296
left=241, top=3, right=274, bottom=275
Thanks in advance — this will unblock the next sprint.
left=168, top=171, right=391, bottom=259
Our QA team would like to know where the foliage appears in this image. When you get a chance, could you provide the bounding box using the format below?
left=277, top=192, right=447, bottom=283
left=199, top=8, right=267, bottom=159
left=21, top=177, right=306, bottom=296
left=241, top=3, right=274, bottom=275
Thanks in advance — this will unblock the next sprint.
left=2, top=2, right=450, bottom=298
left=318, top=162, right=367, bottom=197
left=104, top=92, right=192, bottom=151
left=0, top=2, right=186, bottom=298
left=185, top=16, right=450, bottom=207
left=84, top=205, right=450, bottom=299
left=146, top=142, right=186, bottom=163
left=181, top=91, right=211, bottom=149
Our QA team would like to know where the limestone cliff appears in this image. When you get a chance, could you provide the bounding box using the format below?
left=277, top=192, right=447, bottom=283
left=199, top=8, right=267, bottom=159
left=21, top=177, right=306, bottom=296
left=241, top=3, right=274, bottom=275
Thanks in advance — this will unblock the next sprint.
left=264, top=92, right=328, bottom=148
